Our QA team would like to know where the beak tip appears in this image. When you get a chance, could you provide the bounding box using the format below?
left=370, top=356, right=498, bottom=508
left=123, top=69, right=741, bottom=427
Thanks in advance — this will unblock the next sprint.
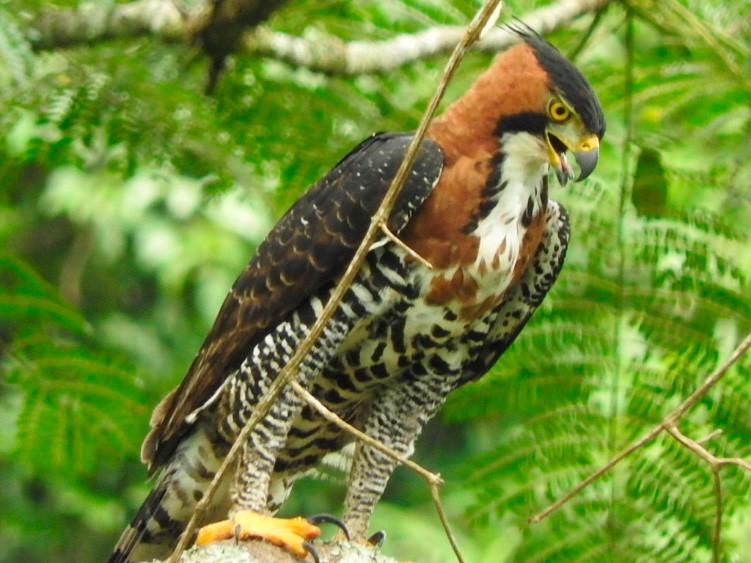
left=573, top=147, right=600, bottom=182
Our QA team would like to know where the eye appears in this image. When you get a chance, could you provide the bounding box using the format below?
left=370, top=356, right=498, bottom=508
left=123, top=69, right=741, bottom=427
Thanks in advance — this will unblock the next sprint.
left=548, top=100, right=570, bottom=122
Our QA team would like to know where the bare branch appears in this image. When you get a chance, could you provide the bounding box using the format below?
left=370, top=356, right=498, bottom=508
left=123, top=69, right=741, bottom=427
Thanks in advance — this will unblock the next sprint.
left=529, top=331, right=751, bottom=524
left=29, top=0, right=613, bottom=74
left=29, top=0, right=186, bottom=48
left=244, top=0, right=611, bottom=74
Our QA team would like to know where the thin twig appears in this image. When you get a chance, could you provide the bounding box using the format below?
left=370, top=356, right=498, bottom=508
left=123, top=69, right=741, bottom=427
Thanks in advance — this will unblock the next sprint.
left=529, top=331, right=751, bottom=524
left=696, top=428, right=723, bottom=446
left=665, top=424, right=751, bottom=474
left=528, top=424, right=663, bottom=524
left=429, top=483, right=465, bottom=563
left=289, top=381, right=442, bottom=485
left=711, top=468, right=722, bottom=563
left=167, top=1, right=503, bottom=560
left=666, top=424, right=727, bottom=563
left=664, top=423, right=751, bottom=562
left=290, top=381, right=465, bottom=563
left=379, top=223, right=433, bottom=270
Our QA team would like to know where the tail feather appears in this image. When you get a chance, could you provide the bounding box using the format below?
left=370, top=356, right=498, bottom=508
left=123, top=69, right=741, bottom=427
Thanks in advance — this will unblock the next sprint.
left=109, top=426, right=230, bottom=562
left=108, top=477, right=174, bottom=563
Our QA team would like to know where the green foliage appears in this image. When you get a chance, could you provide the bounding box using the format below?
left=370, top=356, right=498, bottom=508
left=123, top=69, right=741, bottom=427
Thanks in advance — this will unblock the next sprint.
left=0, top=253, right=147, bottom=474
left=1, top=1, right=750, bottom=562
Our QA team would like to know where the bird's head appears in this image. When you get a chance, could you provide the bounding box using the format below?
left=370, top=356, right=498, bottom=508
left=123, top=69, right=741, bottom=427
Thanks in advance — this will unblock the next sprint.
left=497, top=26, right=605, bottom=185
left=435, top=25, right=605, bottom=186
left=522, top=28, right=605, bottom=185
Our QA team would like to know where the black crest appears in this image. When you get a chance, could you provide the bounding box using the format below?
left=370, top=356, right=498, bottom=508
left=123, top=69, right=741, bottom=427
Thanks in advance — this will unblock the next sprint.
left=506, top=21, right=606, bottom=138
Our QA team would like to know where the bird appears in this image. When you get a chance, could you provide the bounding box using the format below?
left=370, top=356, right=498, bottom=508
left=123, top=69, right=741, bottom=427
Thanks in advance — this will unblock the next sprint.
left=110, top=26, right=604, bottom=562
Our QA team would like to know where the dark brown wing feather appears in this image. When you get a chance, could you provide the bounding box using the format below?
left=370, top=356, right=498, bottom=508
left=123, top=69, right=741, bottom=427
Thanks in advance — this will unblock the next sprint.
left=142, top=133, right=444, bottom=471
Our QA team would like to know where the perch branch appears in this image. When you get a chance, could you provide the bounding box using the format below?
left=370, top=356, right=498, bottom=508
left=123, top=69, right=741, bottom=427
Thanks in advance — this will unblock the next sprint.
left=166, top=1, right=502, bottom=561
left=29, top=0, right=613, bottom=74
left=529, top=331, right=751, bottom=524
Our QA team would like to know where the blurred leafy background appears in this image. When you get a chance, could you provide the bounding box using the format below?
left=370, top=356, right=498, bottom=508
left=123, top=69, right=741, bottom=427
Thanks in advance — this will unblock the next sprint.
left=1, top=0, right=750, bottom=561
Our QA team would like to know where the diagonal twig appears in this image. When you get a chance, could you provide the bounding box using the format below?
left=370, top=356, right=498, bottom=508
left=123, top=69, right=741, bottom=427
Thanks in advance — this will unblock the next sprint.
left=289, top=381, right=442, bottom=486
left=529, top=331, right=751, bottom=525
left=379, top=223, right=433, bottom=270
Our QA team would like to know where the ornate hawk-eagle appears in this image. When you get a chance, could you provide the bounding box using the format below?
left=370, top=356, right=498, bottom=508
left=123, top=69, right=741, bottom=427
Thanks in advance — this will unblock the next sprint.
left=111, top=28, right=604, bottom=562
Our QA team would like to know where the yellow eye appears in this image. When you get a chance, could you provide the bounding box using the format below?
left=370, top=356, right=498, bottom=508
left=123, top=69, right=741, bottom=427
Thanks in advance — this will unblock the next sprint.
left=549, top=101, right=570, bottom=122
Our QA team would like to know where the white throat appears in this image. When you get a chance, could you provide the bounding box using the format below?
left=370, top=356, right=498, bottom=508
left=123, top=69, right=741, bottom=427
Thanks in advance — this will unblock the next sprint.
left=473, top=132, right=549, bottom=270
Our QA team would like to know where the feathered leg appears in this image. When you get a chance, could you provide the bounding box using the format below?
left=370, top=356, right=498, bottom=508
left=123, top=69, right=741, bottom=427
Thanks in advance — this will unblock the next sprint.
left=197, top=289, right=388, bottom=553
left=342, top=366, right=461, bottom=540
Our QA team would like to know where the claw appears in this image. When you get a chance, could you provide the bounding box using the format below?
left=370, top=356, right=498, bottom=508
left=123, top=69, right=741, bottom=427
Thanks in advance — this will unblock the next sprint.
left=307, top=513, right=350, bottom=541
left=367, top=530, right=386, bottom=548
left=195, top=511, right=321, bottom=558
left=302, top=540, right=320, bottom=563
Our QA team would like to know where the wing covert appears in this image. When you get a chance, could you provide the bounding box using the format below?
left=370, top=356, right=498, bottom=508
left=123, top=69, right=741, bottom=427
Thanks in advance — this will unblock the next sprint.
left=142, top=133, right=444, bottom=470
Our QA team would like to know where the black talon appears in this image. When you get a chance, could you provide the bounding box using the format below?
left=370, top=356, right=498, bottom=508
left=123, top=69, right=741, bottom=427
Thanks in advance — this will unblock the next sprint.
left=306, top=513, right=350, bottom=541
left=367, top=531, right=386, bottom=548
left=303, top=540, right=320, bottom=563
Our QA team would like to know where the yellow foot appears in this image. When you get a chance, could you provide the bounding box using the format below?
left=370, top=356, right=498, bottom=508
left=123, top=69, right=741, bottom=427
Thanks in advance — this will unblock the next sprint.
left=195, top=511, right=321, bottom=558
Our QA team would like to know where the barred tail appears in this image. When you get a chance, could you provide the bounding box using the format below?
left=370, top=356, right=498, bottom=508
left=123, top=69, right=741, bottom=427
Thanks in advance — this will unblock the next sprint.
left=108, top=474, right=179, bottom=563
left=108, top=426, right=229, bottom=563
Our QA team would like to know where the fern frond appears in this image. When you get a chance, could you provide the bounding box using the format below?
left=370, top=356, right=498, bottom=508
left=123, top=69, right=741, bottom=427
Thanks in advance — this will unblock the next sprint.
left=0, top=8, right=34, bottom=85
left=451, top=166, right=751, bottom=559
left=1, top=254, right=147, bottom=476
left=0, top=253, right=88, bottom=334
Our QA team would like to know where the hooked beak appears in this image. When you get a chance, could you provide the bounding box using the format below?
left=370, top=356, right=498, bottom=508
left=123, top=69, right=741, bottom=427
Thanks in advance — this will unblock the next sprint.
left=546, top=133, right=600, bottom=186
